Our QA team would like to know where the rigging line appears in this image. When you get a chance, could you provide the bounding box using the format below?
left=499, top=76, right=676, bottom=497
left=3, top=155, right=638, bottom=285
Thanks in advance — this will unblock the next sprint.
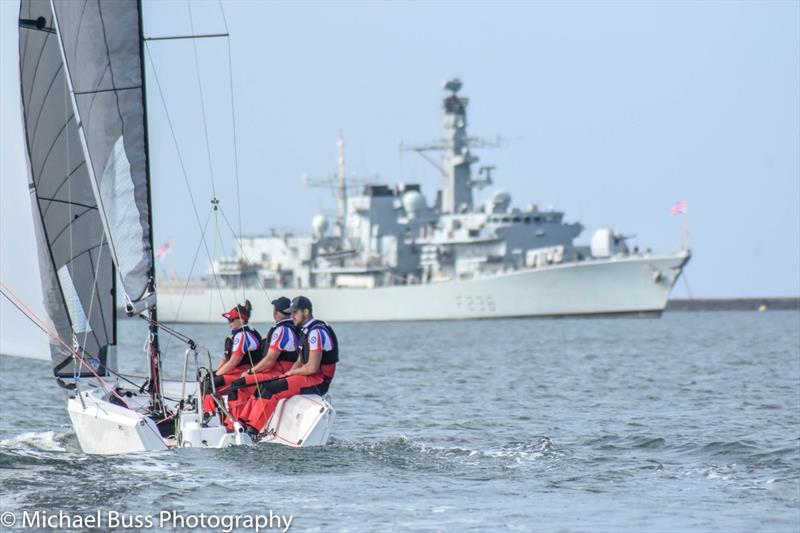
left=85, top=242, right=110, bottom=348
left=137, top=315, right=195, bottom=348
left=217, top=205, right=273, bottom=304
left=217, top=0, right=244, bottom=288
left=0, top=282, right=129, bottom=405
left=162, top=207, right=213, bottom=358
left=65, top=63, right=76, bottom=372
left=210, top=208, right=223, bottom=319
left=211, top=199, right=232, bottom=309
left=144, top=42, right=225, bottom=310
left=78, top=228, right=107, bottom=361
left=186, top=0, right=217, bottom=200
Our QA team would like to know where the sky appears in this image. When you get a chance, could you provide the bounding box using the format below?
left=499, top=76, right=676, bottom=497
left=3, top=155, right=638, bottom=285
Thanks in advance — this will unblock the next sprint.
left=1, top=0, right=799, bottom=354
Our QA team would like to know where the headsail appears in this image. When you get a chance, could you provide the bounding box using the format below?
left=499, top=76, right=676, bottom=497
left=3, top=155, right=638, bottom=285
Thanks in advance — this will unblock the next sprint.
left=18, top=0, right=116, bottom=377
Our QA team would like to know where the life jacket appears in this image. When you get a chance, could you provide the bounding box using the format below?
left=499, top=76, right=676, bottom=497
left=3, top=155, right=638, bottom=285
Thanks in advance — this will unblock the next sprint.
left=263, top=319, right=301, bottom=364
left=299, top=319, right=339, bottom=382
left=224, top=325, right=263, bottom=367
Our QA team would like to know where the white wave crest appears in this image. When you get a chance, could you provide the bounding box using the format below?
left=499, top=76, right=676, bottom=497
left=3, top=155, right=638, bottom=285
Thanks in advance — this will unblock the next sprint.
left=0, top=430, right=68, bottom=452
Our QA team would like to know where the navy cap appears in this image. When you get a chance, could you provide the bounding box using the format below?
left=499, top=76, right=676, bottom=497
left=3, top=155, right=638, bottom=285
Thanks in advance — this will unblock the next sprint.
left=271, top=296, right=292, bottom=315
left=288, top=295, right=313, bottom=313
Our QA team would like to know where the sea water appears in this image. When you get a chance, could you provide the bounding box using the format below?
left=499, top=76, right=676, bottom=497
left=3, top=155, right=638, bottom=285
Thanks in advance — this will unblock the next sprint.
left=1, top=311, right=798, bottom=531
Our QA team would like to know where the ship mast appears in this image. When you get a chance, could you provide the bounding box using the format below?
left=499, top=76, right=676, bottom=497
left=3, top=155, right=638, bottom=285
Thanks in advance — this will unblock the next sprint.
left=303, top=131, right=359, bottom=248
left=336, top=131, right=348, bottom=242
left=401, top=78, right=499, bottom=214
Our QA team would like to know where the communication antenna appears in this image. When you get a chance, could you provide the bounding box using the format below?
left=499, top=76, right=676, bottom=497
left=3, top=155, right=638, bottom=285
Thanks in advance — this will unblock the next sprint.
left=302, top=131, right=370, bottom=240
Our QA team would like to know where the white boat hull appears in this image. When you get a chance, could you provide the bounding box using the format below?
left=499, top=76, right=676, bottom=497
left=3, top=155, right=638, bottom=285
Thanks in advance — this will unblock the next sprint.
left=66, top=386, right=335, bottom=454
left=260, top=394, right=336, bottom=447
left=67, top=388, right=169, bottom=455
left=158, top=252, right=690, bottom=323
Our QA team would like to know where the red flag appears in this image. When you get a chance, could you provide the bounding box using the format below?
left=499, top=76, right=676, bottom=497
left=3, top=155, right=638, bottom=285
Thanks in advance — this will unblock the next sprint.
left=155, top=241, right=171, bottom=260
left=671, top=200, right=688, bottom=215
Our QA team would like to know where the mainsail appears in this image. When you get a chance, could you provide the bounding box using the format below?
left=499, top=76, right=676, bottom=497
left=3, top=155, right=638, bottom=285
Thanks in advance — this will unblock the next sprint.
left=19, top=0, right=154, bottom=377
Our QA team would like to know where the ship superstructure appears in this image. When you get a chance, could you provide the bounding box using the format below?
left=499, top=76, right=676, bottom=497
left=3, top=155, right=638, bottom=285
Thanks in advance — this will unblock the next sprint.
left=159, top=79, right=689, bottom=322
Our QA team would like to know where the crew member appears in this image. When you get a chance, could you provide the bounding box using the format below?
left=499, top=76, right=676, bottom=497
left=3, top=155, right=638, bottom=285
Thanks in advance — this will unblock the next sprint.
left=202, top=300, right=262, bottom=415
left=225, top=296, right=300, bottom=423
left=238, top=296, right=338, bottom=434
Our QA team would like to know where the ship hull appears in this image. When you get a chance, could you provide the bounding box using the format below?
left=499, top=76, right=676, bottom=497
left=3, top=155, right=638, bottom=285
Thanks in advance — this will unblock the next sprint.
left=157, top=252, right=689, bottom=323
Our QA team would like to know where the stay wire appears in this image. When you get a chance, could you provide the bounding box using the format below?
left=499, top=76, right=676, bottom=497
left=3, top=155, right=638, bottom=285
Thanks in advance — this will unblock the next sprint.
left=65, top=69, right=76, bottom=381
left=217, top=0, right=245, bottom=302
left=144, top=41, right=225, bottom=310
left=162, top=207, right=214, bottom=357
left=186, top=0, right=218, bottom=201
left=1, top=282, right=132, bottom=406
left=4, top=290, right=178, bottom=447
left=217, top=205, right=272, bottom=303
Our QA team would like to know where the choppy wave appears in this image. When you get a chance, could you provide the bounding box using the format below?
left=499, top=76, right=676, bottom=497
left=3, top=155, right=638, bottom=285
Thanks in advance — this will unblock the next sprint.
left=0, top=431, right=68, bottom=452
left=325, top=435, right=566, bottom=474
left=2, top=312, right=799, bottom=530
left=0, top=430, right=88, bottom=469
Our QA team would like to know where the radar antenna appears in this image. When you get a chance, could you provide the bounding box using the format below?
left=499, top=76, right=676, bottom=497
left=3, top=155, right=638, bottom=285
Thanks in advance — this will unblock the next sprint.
left=399, top=78, right=506, bottom=213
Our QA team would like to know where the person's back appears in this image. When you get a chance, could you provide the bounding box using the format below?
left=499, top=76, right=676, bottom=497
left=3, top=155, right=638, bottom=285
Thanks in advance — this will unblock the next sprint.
left=201, top=300, right=261, bottom=416
left=225, top=297, right=300, bottom=423
left=298, top=317, right=338, bottom=394
left=237, top=296, right=338, bottom=434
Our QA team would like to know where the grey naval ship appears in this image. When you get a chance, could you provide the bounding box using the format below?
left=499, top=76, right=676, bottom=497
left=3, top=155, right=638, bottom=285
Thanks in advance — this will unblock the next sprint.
left=158, top=79, right=690, bottom=323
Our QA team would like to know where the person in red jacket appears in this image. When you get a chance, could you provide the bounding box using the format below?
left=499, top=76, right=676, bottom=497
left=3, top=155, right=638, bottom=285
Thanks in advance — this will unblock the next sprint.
left=224, top=297, right=300, bottom=424
left=201, top=300, right=261, bottom=416
left=238, top=296, right=338, bottom=434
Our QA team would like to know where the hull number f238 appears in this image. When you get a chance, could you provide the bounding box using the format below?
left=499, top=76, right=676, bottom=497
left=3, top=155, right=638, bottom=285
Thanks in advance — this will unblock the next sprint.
left=455, top=295, right=496, bottom=312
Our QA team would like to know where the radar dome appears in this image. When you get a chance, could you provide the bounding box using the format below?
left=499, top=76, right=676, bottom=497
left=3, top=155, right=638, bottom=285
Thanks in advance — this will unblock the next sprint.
left=486, top=191, right=512, bottom=214
left=311, top=215, right=329, bottom=239
left=402, top=190, right=426, bottom=217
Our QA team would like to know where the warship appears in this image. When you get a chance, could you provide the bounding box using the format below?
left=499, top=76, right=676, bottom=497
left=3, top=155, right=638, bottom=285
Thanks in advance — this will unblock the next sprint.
left=158, top=78, right=690, bottom=322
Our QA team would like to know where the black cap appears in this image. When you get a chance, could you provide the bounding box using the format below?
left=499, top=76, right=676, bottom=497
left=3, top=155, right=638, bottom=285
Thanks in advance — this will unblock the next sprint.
left=271, top=296, right=292, bottom=315
left=288, top=295, right=313, bottom=313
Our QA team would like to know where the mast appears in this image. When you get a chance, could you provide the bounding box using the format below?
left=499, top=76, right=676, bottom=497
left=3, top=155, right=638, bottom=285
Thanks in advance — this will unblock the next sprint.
left=336, top=131, right=348, bottom=245
left=137, top=0, right=164, bottom=415
left=401, top=79, right=499, bottom=214
left=441, top=78, right=474, bottom=214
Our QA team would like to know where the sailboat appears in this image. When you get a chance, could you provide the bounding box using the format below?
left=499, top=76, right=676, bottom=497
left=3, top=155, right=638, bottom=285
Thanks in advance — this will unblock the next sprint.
left=13, top=0, right=334, bottom=454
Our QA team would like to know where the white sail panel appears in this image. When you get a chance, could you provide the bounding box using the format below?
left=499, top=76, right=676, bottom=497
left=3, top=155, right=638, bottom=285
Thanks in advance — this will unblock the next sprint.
left=56, top=265, right=92, bottom=334
left=100, top=136, right=147, bottom=288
